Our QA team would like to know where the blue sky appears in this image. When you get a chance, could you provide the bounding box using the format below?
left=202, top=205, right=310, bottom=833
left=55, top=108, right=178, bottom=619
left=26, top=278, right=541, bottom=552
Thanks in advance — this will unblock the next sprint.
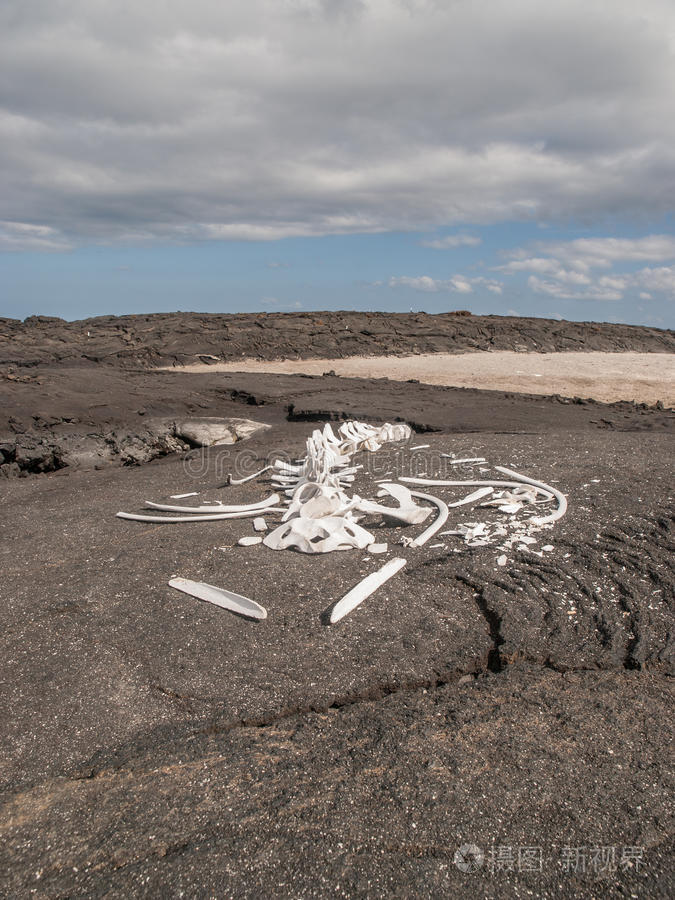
left=1, top=1, right=674, bottom=327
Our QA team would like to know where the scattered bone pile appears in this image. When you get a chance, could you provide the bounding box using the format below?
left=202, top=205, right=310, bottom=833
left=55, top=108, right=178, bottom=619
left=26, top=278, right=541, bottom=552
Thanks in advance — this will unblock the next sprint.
left=117, top=420, right=567, bottom=622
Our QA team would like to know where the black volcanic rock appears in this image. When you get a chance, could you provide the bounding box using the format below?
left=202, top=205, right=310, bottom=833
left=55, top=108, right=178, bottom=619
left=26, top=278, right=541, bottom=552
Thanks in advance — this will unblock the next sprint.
left=1, top=310, right=673, bottom=369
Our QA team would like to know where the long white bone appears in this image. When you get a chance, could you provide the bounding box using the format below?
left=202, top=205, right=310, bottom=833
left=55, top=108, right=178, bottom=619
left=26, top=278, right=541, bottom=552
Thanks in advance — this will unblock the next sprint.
left=144, top=494, right=281, bottom=514
left=169, top=578, right=267, bottom=619
left=330, top=557, right=407, bottom=623
left=399, top=477, right=554, bottom=500
left=117, top=508, right=284, bottom=523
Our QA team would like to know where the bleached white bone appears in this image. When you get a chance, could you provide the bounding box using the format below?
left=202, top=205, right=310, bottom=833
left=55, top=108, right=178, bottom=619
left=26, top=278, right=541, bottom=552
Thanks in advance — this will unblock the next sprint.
left=169, top=578, right=267, bottom=619
left=238, top=536, right=263, bottom=546
left=253, top=517, right=268, bottom=532
left=144, top=494, right=281, bottom=514
left=356, top=483, right=431, bottom=525
left=330, top=557, right=407, bottom=623
left=493, top=466, right=567, bottom=525
left=273, top=460, right=304, bottom=474
left=399, top=476, right=555, bottom=501
left=117, top=508, right=284, bottom=523
left=264, top=515, right=374, bottom=554
left=441, top=456, right=487, bottom=465
left=283, top=482, right=354, bottom=521
left=403, top=491, right=449, bottom=547
left=368, top=543, right=388, bottom=554
left=227, top=466, right=272, bottom=485
left=480, top=487, right=544, bottom=508
left=447, top=487, right=493, bottom=507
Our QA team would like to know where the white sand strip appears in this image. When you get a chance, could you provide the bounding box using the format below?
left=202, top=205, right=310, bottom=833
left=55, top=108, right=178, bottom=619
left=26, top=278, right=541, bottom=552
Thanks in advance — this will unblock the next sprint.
left=161, top=351, right=675, bottom=407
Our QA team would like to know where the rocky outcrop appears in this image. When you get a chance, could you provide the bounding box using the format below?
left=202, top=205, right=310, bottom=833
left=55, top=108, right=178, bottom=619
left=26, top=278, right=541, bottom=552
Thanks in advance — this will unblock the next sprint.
left=176, top=417, right=271, bottom=448
left=0, top=416, right=272, bottom=477
left=1, top=310, right=673, bottom=369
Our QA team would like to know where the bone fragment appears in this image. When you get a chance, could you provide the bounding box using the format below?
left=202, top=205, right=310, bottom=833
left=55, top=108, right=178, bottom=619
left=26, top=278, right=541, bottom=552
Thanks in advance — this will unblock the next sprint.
left=330, top=557, right=407, bottom=623
left=493, top=466, right=567, bottom=525
left=169, top=578, right=267, bottom=620
left=447, top=487, right=493, bottom=507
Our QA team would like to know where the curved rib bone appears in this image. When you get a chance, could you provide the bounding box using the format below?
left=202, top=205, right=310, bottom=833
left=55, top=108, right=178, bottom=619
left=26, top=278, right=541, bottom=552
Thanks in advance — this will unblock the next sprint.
left=145, top=494, right=281, bottom=514
left=330, top=557, right=407, bottom=623
left=399, top=476, right=554, bottom=500
left=117, top=508, right=284, bottom=523
left=404, top=491, right=449, bottom=547
left=228, top=466, right=272, bottom=485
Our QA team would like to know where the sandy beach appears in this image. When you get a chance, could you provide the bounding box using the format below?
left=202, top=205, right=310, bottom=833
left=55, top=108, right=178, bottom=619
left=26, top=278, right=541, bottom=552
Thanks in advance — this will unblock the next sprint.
left=167, top=350, right=675, bottom=407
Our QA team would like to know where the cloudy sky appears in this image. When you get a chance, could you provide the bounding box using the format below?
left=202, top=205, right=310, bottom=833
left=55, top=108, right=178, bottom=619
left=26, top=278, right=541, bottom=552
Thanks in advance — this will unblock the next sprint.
left=2, top=0, right=674, bottom=325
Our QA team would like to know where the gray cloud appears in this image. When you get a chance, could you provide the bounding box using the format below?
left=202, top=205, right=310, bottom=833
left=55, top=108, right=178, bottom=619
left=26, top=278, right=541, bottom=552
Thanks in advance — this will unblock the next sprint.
left=1, top=0, right=674, bottom=247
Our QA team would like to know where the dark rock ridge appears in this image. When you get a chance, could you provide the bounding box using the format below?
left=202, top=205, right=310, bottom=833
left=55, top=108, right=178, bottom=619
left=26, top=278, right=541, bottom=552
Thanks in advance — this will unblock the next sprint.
left=1, top=310, right=673, bottom=369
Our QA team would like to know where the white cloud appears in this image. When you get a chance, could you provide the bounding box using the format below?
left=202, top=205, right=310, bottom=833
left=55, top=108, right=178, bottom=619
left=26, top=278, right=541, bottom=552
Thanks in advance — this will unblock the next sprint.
left=526, top=262, right=675, bottom=302
left=0, top=220, right=72, bottom=251
left=634, top=265, right=675, bottom=294
left=388, top=274, right=503, bottom=294
left=421, top=233, right=482, bottom=249
left=388, top=275, right=442, bottom=292
left=533, top=235, right=675, bottom=269
left=528, top=275, right=624, bottom=301
left=1, top=1, right=674, bottom=247
left=503, top=232, right=675, bottom=302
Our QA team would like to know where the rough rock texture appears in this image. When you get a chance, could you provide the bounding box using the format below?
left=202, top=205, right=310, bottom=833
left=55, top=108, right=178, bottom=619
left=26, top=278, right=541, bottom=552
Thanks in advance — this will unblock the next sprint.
left=1, top=310, right=673, bottom=369
left=1, top=380, right=674, bottom=896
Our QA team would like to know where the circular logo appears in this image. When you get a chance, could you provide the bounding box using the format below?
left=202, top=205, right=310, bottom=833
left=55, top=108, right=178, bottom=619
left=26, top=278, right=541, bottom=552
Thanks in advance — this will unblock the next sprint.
left=454, top=843, right=484, bottom=873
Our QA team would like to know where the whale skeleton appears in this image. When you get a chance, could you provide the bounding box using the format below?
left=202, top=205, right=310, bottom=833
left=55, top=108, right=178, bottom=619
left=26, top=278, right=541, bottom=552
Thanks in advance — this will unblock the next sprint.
left=116, top=419, right=567, bottom=623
